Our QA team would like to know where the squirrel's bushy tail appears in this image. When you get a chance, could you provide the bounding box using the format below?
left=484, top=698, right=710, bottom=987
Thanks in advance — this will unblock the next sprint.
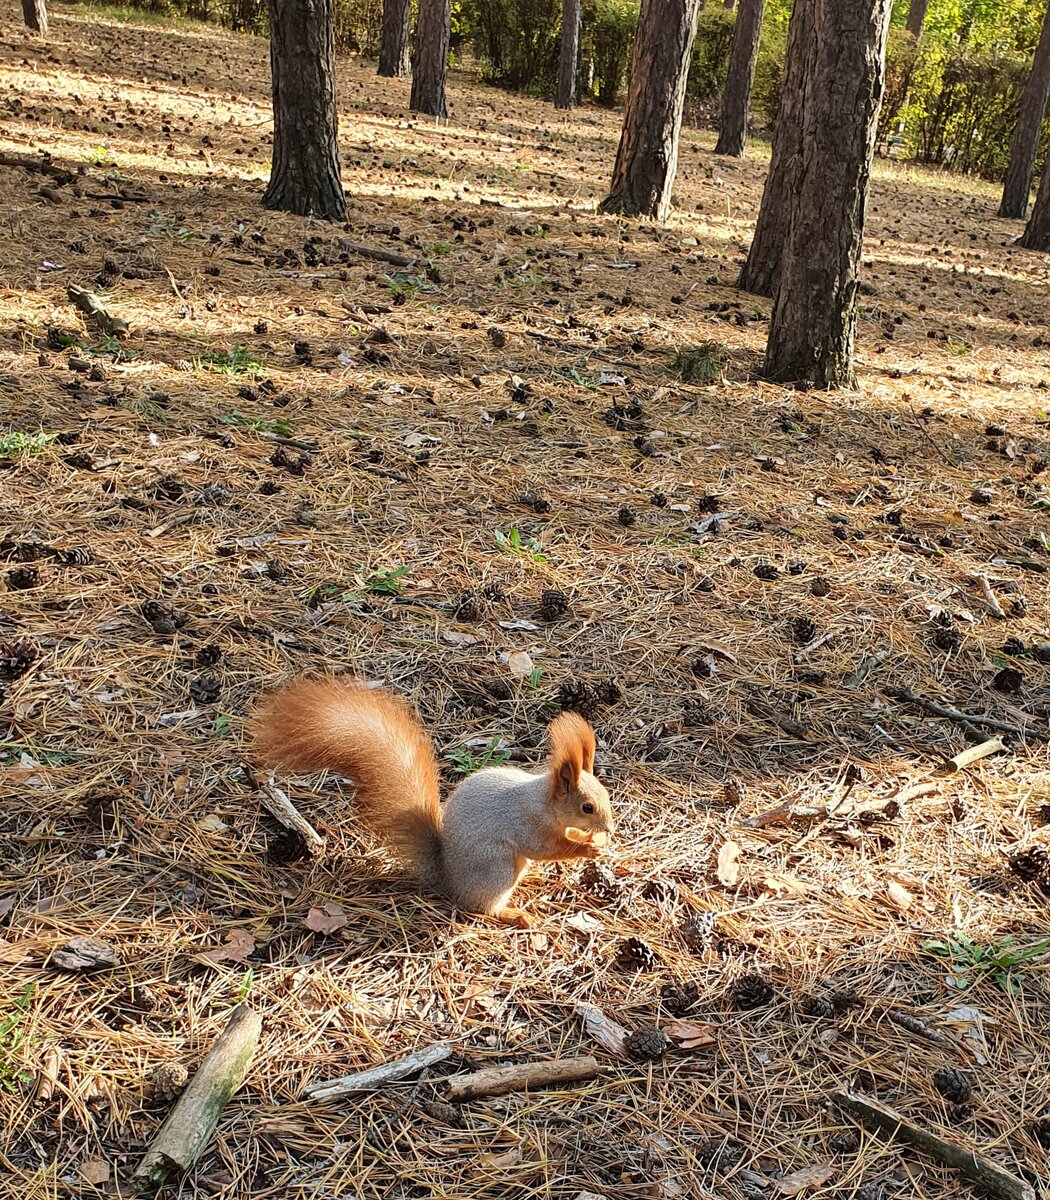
left=250, top=676, right=443, bottom=881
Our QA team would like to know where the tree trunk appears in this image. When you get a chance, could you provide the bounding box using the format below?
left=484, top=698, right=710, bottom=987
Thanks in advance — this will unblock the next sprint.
left=905, top=0, right=928, bottom=38
left=714, top=0, right=766, bottom=156
left=21, top=0, right=48, bottom=34
left=378, top=0, right=412, bottom=76
left=738, top=0, right=815, bottom=295
left=410, top=0, right=451, bottom=117
left=1019, top=155, right=1050, bottom=249
left=998, top=2, right=1050, bottom=219
left=264, top=0, right=347, bottom=222
left=599, top=0, right=702, bottom=219
left=763, top=0, right=892, bottom=388
left=555, top=0, right=582, bottom=110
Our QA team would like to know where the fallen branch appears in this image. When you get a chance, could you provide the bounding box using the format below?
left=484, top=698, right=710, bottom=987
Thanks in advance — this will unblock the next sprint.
left=745, top=697, right=810, bottom=739
left=338, top=238, right=417, bottom=268
left=242, top=766, right=326, bottom=859
left=972, top=573, right=1008, bottom=619
left=444, top=1055, right=599, bottom=1101
left=884, top=1008, right=959, bottom=1051
left=67, top=284, right=129, bottom=338
left=303, top=1043, right=452, bottom=1101
left=831, top=1089, right=1034, bottom=1200
left=352, top=461, right=413, bottom=484
left=843, top=649, right=887, bottom=688
left=0, top=151, right=75, bottom=183
left=885, top=687, right=1026, bottom=739
left=132, top=1004, right=262, bottom=1193
left=936, top=736, right=1005, bottom=776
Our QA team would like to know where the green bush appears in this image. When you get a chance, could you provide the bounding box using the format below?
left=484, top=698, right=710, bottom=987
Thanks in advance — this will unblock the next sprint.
left=462, top=0, right=562, bottom=92
left=687, top=5, right=735, bottom=101
left=585, top=0, right=637, bottom=106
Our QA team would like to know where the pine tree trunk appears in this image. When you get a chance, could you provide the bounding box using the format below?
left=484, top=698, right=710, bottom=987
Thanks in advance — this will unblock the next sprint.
left=555, top=0, right=582, bottom=110
left=1020, top=155, right=1050, bottom=249
left=763, top=0, right=892, bottom=388
left=738, top=0, right=815, bottom=295
left=599, top=0, right=702, bottom=219
left=905, top=0, right=928, bottom=38
left=263, top=0, right=347, bottom=222
left=999, top=2, right=1050, bottom=219
left=378, top=0, right=412, bottom=76
left=22, top=0, right=48, bottom=34
left=410, top=0, right=450, bottom=117
left=714, top=0, right=766, bottom=156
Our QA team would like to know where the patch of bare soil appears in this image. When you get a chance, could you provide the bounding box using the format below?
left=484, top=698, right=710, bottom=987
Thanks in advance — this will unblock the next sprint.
left=1, top=4, right=1049, bottom=1198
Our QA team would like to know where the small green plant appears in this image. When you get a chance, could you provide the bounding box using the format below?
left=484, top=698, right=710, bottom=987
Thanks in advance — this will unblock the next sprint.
left=945, top=337, right=972, bottom=356
left=219, top=410, right=293, bottom=437
left=87, top=144, right=114, bottom=166
left=213, top=714, right=233, bottom=737
left=0, top=740, right=81, bottom=767
left=236, top=968, right=254, bottom=1002
left=0, top=984, right=35, bottom=1092
left=670, top=342, right=727, bottom=384
left=923, top=933, right=1050, bottom=994
left=528, top=666, right=543, bottom=691
left=445, top=738, right=511, bottom=777
left=0, top=430, right=53, bottom=460
left=430, top=241, right=453, bottom=257
left=197, top=345, right=262, bottom=376
left=386, top=274, right=420, bottom=303
left=361, top=565, right=411, bottom=595
left=494, top=527, right=547, bottom=564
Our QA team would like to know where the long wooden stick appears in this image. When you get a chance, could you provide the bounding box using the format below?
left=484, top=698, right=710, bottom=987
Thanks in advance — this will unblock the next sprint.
left=242, top=766, right=326, bottom=859
left=886, top=688, right=1026, bottom=738
left=831, top=1090, right=1034, bottom=1200
left=936, top=736, right=1005, bottom=775
left=303, top=1044, right=452, bottom=1101
left=445, top=1055, right=599, bottom=1101
left=132, top=1004, right=262, bottom=1193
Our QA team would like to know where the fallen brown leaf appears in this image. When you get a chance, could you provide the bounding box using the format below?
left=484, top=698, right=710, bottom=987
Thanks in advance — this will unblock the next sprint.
left=885, top=879, right=914, bottom=911
left=716, top=841, right=741, bottom=886
left=664, top=1019, right=717, bottom=1049
left=79, top=1159, right=111, bottom=1185
left=201, top=927, right=255, bottom=964
left=304, top=902, right=348, bottom=934
left=776, top=1162, right=835, bottom=1195
left=577, top=1001, right=628, bottom=1057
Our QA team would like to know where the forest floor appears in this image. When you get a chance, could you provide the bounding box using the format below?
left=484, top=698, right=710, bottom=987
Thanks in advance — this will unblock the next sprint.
left=2, top=2, right=1050, bottom=1197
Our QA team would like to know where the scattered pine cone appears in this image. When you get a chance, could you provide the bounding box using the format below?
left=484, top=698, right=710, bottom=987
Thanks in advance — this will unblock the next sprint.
left=1037, top=804, right=1050, bottom=827
left=268, top=827, right=308, bottom=865
left=932, top=1066, right=972, bottom=1105
left=557, top=678, right=620, bottom=719
left=5, top=565, right=39, bottom=591
left=141, top=599, right=183, bottom=635
left=0, top=639, right=39, bottom=679
left=147, top=1062, right=189, bottom=1101
left=1030, top=1115, right=1050, bottom=1148
left=801, top=994, right=835, bottom=1019
left=624, top=1026, right=670, bottom=1062
left=933, top=625, right=960, bottom=652
left=729, top=972, right=774, bottom=1011
left=723, top=779, right=743, bottom=806
left=680, top=911, right=717, bottom=951
left=455, top=591, right=481, bottom=621
left=614, top=937, right=658, bottom=973
left=617, top=504, right=636, bottom=528
left=829, top=1130, right=860, bottom=1154
left=992, top=666, right=1023, bottom=694
left=1001, top=636, right=1027, bottom=657
left=579, top=859, right=620, bottom=901
left=486, top=326, right=506, bottom=349
left=481, top=582, right=505, bottom=602
left=660, top=980, right=700, bottom=1016
left=1033, top=642, right=1050, bottom=665
left=811, top=577, right=832, bottom=597
left=791, top=616, right=817, bottom=644
left=195, top=644, right=222, bottom=668
left=536, top=589, right=570, bottom=621
left=697, top=1137, right=744, bottom=1175
left=1008, top=846, right=1050, bottom=892
left=753, top=562, right=779, bottom=581
left=188, top=674, right=221, bottom=704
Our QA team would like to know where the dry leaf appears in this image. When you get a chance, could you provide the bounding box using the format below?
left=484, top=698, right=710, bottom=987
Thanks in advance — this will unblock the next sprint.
left=566, top=911, right=604, bottom=934
left=694, top=640, right=737, bottom=664
left=776, top=1162, right=835, bottom=1195
left=717, top=841, right=741, bottom=886
left=577, top=1001, right=628, bottom=1057
left=197, top=813, right=227, bottom=834
left=885, top=880, right=913, bottom=911
left=304, top=902, right=348, bottom=935
left=664, top=1019, right=716, bottom=1050
left=79, top=1160, right=111, bottom=1185
left=507, top=650, right=534, bottom=678
left=761, top=873, right=814, bottom=897
left=202, top=927, right=255, bottom=964
left=529, top=930, right=549, bottom=951
left=34, top=1047, right=62, bottom=1102
left=441, top=629, right=479, bottom=646
left=479, top=1146, right=521, bottom=1168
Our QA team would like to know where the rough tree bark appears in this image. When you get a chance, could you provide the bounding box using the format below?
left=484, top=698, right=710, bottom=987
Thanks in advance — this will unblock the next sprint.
left=410, top=0, right=451, bottom=117
left=264, top=0, right=347, bottom=222
left=714, top=0, right=767, bottom=156
left=999, top=2, right=1050, bottom=219
left=763, top=0, right=892, bottom=388
left=22, top=0, right=48, bottom=34
left=556, top=0, right=582, bottom=110
left=1020, top=155, right=1050, bottom=248
left=738, top=0, right=816, bottom=295
left=378, top=0, right=412, bottom=76
left=905, top=0, right=929, bottom=38
left=599, top=0, right=702, bottom=219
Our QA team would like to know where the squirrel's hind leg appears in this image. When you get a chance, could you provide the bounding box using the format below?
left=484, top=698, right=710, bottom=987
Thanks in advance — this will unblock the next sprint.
left=495, top=905, right=533, bottom=929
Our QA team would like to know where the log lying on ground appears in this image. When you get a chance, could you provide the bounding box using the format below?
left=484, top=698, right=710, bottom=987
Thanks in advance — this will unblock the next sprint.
left=445, top=1055, right=599, bottom=1101
left=132, top=1004, right=262, bottom=1193
left=831, top=1089, right=1034, bottom=1200
left=303, top=1044, right=452, bottom=1101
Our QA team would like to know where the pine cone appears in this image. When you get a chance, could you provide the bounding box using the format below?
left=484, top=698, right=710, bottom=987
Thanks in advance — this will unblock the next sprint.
left=829, top=1130, right=860, bottom=1154
left=147, top=1062, right=188, bottom=1101
left=801, top=994, right=835, bottom=1019
left=680, top=911, right=716, bottom=951
left=579, top=860, right=620, bottom=901
left=0, top=639, right=38, bottom=679
left=624, top=1026, right=669, bottom=1062
left=791, top=617, right=817, bottom=644
left=617, top=504, right=636, bottom=528
left=195, top=644, right=222, bottom=668
left=557, top=680, right=597, bottom=718
left=1008, top=846, right=1050, bottom=892
left=933, top=1066, right=972, bottom=1105
left=697, top=1137, right=744, bottom=1175
left=6, top=565, right=40, bottom=591
left=455, top=590, right=481, bottom=621
left=660, top=980, right=700, bottom=1016
left=1030, top=1116, right=1050, bottom=1148
left=141, top=598, right=183, bottom=634
left=753, top=562, right=779, bottom=581
left=614, top=937, right=657, bottom=973
left=729, top=972, right=774, bottom=1011
left=1037, top=805, right=1050, bottom=828
left=536, top=589, right=570, bottom=621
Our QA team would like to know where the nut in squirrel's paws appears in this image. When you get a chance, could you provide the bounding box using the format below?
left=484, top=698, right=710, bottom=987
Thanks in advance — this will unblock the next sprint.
left=566, top=827, right=608, bottom=858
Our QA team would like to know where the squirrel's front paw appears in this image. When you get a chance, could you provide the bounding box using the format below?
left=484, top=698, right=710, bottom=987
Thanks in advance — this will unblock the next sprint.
left=580, top=843, right=602, bottom=860
left=499, top=906, right=534, bottom=929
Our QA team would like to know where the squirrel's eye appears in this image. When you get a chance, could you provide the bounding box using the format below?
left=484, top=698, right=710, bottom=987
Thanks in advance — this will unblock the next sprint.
left=582, top=802, right=595, bottom=814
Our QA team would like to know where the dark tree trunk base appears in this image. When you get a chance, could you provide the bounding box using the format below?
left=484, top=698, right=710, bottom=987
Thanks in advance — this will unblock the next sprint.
left=22, top=0, right=48, bottom=34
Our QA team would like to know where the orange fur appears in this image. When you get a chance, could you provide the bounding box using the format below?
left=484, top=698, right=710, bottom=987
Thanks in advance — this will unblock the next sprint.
left=547, top=711, right=597, bottom=794
left=250, top=677, right=444, bottom=882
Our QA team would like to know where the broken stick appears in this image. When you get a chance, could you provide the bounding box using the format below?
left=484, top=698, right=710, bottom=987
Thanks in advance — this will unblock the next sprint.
left=445, top=1055, right=599, bottom=1101
left=885, top=688, right=1026, bottom=739
left=831, top=1089, right=1034, bottom=1200
left=303, top=1044, right=452, bottom=1101
left=132, top=1003, right=262, bottom=1194
left=242, top=766, right=326, bottom=859
left=67, top=284, right=129, bottom=338
left=936, top=736, right=1005, bottom=776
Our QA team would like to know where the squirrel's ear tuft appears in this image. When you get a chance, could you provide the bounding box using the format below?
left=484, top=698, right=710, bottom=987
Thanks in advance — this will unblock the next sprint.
left=548, top=711, right=596, bottom=794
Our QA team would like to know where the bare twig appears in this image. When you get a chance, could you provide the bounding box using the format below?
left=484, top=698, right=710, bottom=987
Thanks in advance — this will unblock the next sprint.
left=242, top=766, right=326, bottom=858
left=831, top=1090, right=1034, bottom=1200
left=445, top=1056, right=599, bottom=1101
left=843, top=649, right=887, bottom=688
left=338, top=239, right=417, bottom=268
left=972, top=574, right=1008, bottom=619
left=936, top=737, right=1005, bottom=775
left=303, top=1044, right=452, bottom=1101
left=885, top=687, right=1026, bottom=739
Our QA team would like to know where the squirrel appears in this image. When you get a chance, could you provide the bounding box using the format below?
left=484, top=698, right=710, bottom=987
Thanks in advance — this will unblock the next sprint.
left=250, top=675, right=615, bottom=927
